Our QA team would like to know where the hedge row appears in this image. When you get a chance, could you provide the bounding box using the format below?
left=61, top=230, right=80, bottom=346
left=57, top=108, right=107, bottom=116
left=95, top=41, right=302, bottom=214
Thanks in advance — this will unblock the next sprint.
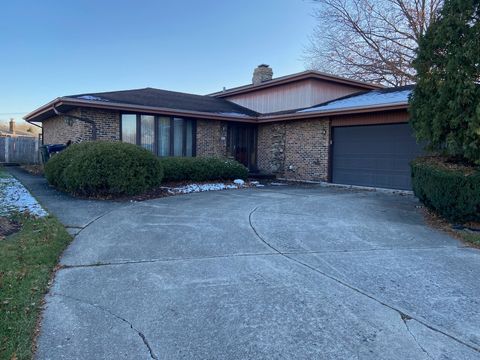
left=160, top=156, right=248, bottom=182
left=411, top=157, right=480, bottom=223
left=45, top=141, right=163, bottom=196
left=45, top=142, right=248, bottom=197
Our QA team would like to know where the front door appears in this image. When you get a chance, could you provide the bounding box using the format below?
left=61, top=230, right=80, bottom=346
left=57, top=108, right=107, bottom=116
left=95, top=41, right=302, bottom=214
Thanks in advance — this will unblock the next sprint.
left=227, top=124, right=257, bottom=171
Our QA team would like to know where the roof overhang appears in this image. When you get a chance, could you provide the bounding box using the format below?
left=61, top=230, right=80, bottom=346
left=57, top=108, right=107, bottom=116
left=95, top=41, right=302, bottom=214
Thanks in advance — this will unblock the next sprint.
left=210, top=70, right=383, bottom=98
left=24, top=97, right=258, bottom=124
left=257, top=102, right=409, bottom=123
left=25, top=97, right=408, bottom=125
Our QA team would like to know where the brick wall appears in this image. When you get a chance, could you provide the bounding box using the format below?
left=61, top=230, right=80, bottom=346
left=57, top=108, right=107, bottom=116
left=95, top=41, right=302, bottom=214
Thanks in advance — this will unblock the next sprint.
left=42, top=108, right=330, bottom=182
left=257, top=118, right=330, bottom=181
left=42, top=108, right=120, bottom=144
left=195, top=119, right=227, bottom=157
left=257, top=122, right=286, bottom=174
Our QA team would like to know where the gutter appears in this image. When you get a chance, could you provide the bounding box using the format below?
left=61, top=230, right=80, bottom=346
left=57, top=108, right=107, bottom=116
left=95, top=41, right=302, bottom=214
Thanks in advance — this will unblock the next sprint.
left=24, top=98, right=408, bottom=125
left=258, top=102, right=409, bottom=123
left=25, top=98, right=258, bottom=123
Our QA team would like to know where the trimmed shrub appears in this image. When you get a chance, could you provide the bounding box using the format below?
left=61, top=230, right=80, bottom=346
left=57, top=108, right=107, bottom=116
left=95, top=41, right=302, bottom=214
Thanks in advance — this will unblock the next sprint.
left=160, top=157, right=248, bottom=182
left=45, top=141, right=163, bottom=196
left=411, top=157, right=480, bottom=223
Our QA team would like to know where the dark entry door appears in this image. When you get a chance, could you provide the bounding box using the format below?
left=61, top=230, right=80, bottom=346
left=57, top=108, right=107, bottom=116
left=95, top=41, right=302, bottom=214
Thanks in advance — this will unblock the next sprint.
left=331, top=123, right=424, bottom=190
left=227, top=124, right=257, bottom=171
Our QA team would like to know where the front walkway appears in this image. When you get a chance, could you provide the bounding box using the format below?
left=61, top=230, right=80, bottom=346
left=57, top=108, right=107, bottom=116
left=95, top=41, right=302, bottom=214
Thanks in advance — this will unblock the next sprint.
left=8, top=168, right=480, bottom=359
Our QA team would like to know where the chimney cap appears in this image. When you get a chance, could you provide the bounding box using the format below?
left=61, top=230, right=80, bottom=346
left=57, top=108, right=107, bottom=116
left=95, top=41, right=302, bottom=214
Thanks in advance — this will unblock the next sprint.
left=258, top=64, right=270, bottom=68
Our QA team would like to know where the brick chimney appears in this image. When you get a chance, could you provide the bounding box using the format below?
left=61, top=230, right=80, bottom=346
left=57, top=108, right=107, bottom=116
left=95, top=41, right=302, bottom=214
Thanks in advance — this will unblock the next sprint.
left=252, top=64, right=273, bottom=85
left=9, top=118, right=15, bottom=134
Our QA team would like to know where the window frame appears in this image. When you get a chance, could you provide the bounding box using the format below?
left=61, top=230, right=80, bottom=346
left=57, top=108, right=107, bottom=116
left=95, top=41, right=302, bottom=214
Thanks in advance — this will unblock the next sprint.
left=120, top=113, right=196, bottom=157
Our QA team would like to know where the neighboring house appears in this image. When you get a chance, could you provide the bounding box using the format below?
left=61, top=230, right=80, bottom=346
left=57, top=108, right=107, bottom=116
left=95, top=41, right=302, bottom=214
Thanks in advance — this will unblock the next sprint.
left=0, top=119, right=36, bottom=138
left=24, top=65, right=423, bottom=190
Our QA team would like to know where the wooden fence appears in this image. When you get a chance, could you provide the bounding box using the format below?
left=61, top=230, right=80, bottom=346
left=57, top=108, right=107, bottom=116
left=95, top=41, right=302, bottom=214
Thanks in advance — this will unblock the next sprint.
left=0, top=136, right=40, bottom=164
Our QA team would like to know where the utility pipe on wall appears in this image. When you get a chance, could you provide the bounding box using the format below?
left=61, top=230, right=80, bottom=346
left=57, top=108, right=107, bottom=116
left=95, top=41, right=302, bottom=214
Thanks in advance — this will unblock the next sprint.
left=52, top=105, right=97, bottom=140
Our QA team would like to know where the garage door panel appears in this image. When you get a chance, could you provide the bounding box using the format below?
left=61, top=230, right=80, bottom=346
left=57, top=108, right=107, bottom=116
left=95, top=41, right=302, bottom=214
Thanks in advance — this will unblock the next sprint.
left=332, top=123, right=424, bottom=190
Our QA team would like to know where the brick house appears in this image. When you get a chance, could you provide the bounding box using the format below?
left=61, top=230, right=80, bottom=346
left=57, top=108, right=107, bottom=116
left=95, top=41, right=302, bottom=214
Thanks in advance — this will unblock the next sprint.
left=25, top=65, right=423, bottom=190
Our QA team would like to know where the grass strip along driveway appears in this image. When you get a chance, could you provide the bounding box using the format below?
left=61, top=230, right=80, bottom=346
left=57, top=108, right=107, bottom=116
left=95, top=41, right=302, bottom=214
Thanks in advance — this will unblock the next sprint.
left=0, top=167, right=71, bottom=360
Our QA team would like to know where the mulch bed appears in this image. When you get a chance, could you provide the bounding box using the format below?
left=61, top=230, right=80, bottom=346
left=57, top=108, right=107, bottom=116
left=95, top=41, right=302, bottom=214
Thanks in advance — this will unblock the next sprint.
left=0, top=217, right=20, bottom=240
left=67, top=180, right=256, bottom=202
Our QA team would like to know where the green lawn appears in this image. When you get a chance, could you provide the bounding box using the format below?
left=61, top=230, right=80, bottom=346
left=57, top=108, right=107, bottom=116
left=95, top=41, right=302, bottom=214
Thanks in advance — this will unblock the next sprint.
left=0, top=215, right=71, bottom=360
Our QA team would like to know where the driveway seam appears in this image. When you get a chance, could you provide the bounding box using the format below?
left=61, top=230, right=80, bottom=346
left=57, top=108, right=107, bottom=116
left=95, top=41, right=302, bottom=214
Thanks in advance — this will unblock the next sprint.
left=59, top=245, right=463, bottom=270
left=72, top=204, right=133, bottom=237
left=53, top=293, right=158, bottom=359
left=248, top=205, right=480, bottom=354
left=60, top=252, right=279, bottom=269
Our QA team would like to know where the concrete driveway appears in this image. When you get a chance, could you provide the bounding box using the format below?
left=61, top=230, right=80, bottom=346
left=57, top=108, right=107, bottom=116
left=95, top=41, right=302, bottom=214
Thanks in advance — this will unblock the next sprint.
left=10, top=169, right=479, bottom=359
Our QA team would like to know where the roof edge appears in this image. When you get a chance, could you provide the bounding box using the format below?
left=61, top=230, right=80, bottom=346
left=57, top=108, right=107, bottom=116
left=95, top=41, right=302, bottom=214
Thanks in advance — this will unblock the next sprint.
left=210, top=70, right=383, bottom=97
left=257, top=102, right=409, bottom=123
left=24, top=98, right=258, bottom=123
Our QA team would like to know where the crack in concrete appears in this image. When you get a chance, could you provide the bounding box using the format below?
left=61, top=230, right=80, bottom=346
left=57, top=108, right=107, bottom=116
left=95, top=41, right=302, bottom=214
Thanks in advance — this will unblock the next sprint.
left=402, top=316, right=434, bottom=360
left=248, top=206, right=480, bottom=354
left=54, top=293, right=158, bottom=359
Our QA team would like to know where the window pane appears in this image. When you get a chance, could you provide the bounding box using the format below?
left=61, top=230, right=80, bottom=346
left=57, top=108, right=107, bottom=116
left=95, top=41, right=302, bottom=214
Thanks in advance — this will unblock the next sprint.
left=185, top=120, right=193, bottom=156
left=121, top=114, right=136, bottom=144
left=157, top=117, right=170, bottom=156
left=140, top=115, right=155, bottom=152
left=173, top=118, right=184, bottom=156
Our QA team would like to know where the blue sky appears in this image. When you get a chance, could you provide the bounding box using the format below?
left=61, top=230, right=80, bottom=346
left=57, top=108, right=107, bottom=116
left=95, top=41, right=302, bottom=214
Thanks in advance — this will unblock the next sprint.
left=0, top=0, right=316, bottom=123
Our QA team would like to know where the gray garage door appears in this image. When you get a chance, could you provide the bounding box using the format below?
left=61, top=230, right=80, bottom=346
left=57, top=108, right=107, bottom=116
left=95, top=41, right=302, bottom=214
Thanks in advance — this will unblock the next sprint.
left=331, top=123, right=424, bottom=190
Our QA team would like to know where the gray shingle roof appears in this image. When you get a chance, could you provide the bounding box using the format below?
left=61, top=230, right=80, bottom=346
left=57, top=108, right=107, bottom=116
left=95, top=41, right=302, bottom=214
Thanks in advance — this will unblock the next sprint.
left=66, top=87, right=259, bottom=117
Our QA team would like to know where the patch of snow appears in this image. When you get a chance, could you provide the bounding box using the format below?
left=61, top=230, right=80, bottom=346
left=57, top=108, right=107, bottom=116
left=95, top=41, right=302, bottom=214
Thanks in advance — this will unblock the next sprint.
left=215, top=112, right=251, bottom=118
left=249, top=181, right=265, bottom=187
left=167, top=183, right=238, bottom=194
left=0, top=177, right=47, bottom=217
left=270, top=182, right=288, bottom=186
left=233, top=179, right=245, bottom=185
left=76, top=95, right=109, bottom=102
left=297, top=88, right=412, bottom=113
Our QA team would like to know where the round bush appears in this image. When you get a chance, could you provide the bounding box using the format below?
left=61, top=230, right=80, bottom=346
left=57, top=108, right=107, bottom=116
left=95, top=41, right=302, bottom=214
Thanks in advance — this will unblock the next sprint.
left=45, top=141, right=164, bottom=196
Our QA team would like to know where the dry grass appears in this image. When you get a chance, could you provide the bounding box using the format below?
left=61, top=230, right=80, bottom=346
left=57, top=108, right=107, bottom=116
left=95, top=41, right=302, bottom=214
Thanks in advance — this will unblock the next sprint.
left=20, top=165, right=44, bottom=176
left=422, top=206, right=480, bottom=248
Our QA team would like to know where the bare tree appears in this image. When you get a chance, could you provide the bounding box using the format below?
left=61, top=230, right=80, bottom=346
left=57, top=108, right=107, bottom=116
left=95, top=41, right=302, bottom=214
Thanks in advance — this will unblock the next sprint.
left=304, top=0, right=443, bottom=86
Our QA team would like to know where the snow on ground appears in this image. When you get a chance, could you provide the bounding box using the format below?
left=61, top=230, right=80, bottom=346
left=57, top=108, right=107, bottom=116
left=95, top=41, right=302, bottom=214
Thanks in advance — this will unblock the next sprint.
left=165, top=182, right=239, bottom=194
left=164, top=180, right=265, bottom=194
left=0, top=176, right=47, bottom=217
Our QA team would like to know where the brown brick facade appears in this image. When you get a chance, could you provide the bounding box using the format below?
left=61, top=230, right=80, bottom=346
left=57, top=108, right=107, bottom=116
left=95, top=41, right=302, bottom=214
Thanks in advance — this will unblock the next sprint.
left=42, top=107, right=330, bottom=182
left=195, top=119, right=227, bottom=157
left=257, top=122, right=286, bottom=174
left=42, top=108, right=120, bottom=144
left=257, top=118, right=330, bottom=181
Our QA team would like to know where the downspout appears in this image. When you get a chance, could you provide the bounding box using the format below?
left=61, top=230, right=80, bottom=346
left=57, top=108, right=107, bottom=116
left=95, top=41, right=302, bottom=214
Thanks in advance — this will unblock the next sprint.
left=26, top=120, right=44, bottom=145
left=52, top=104, right=97, bottom=140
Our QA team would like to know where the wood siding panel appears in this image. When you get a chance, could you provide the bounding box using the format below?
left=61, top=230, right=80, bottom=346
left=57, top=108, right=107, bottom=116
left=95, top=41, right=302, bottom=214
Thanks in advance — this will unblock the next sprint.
left=331, top=110, right=409, bottom=127
left=224, top=79, right=365, bottom=113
